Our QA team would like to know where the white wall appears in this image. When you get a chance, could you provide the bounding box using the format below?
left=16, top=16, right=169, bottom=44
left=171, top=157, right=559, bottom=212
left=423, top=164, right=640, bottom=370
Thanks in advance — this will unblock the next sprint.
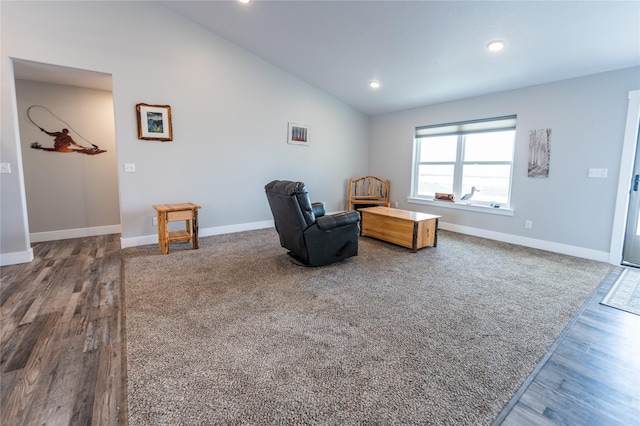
left=15, top=80, right=120, bottom=240
left=3, top=1, right=636, bottom=266
left=370, top=67, right=640, bottom=259
left=1, top=1, right=370, bottom=263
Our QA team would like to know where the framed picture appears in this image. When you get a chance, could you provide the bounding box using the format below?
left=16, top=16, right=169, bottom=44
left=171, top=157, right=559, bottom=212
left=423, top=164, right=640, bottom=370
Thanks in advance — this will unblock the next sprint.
left=528, top=128, right=551, bottom=177
left=287, top=122, right=310, bottom=146
left=136, top=103, right=173, bottom=141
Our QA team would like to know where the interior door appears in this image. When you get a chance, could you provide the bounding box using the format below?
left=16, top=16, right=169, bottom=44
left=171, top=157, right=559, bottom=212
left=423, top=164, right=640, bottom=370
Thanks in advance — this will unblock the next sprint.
left=622, top=125, right=640, bottom=267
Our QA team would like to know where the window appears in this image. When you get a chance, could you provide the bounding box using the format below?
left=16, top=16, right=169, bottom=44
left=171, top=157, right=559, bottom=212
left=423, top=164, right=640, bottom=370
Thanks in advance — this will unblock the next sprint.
left=412, top=116, right=516, bottom=207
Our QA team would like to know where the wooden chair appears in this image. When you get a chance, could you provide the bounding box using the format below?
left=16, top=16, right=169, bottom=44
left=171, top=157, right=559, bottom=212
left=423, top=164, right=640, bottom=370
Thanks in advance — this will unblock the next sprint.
left=348, top=176, right=390, bottom=210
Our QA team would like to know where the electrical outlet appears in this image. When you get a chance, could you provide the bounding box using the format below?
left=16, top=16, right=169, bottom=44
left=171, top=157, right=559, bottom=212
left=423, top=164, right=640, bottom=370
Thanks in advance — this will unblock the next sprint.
left=525, top=220, right=533, bottom=229
left=152, top=217, right=157, bottom=226
left=394, top=201, right=399, bottom=208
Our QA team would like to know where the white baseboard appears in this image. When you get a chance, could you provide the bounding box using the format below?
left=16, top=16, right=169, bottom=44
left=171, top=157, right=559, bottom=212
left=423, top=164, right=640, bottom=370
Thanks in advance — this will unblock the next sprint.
left=439, top=222, right=610, bottom=263
left=0, top=248, right=34, bottom=266
left=13, top=219, right=608, bottom=264
left=30, top=225, right=122, bottom=243
left=120, top=220, right=274, bottom=249
left=120, top=234, right=157, bottom=249
left=199, top=220, right=274, bottom=238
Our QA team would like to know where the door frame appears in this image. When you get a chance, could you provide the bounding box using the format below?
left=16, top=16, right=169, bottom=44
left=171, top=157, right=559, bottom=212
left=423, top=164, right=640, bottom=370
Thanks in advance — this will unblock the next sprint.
left=610, top=90, right=640, bottom=265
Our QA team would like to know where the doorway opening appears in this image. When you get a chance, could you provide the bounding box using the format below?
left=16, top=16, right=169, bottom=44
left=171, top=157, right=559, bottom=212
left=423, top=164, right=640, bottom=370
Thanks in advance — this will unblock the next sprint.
left=12, top=59, right=121, bottom=244
left=622, top=121, right=640, bottom=267
left=611, top=90, right=640, bottom=266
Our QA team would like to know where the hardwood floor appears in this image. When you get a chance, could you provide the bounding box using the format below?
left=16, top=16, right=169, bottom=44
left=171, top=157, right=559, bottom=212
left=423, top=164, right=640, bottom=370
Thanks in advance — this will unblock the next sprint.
left=495, top=267, right=640, bottom=425
left=1, top=235, right=638, bottom=425
left=1, top=235, right=126, bottom=425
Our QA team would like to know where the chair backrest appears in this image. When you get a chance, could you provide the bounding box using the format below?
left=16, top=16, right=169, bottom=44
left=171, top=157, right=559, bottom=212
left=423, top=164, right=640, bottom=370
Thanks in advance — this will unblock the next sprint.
left=348, top=176, right=390, bottom=209
left=264, top=180, right=316, bottom=256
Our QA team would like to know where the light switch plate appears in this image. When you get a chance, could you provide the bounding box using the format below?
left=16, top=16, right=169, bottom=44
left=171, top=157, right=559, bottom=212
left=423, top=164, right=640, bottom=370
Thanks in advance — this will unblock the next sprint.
left=588, top=168, right=608, bottom=178
left=124, top=163, right=136, bottom=173
left=0, top=163, right=11, bottom=174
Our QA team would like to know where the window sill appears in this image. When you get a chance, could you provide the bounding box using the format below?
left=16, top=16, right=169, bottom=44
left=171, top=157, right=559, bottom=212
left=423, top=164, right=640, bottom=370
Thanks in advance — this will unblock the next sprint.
left=407, top=197, right=514, bottom=216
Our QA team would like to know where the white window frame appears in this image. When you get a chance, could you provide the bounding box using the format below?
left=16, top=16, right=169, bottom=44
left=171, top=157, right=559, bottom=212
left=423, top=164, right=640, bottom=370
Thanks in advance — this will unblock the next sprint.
left=410, top=115, right=516, bottom=215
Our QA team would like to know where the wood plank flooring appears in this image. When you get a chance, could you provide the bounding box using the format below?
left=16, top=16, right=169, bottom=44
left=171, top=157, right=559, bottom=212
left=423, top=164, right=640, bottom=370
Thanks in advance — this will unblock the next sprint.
left=1, top=234, right=126, bottom=425
left=1, top=235, right=638, bottom=425
left=495, top=267, right=640, bottom=425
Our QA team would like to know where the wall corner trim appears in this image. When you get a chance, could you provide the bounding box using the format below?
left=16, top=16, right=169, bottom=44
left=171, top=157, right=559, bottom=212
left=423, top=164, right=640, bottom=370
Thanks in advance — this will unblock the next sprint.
left=1, top=248, right=35, bottom=266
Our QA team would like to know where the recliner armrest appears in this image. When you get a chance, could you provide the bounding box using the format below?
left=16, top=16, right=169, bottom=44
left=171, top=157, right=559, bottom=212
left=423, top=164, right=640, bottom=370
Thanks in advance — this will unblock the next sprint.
left=316, top=210, right=360, bottom=231
left=312, top=202, right=325, bottom=218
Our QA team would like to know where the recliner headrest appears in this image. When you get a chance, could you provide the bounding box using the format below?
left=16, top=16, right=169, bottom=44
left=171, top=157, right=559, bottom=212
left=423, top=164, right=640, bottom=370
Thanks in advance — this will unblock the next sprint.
left=265, top=180, right=307, bottom=196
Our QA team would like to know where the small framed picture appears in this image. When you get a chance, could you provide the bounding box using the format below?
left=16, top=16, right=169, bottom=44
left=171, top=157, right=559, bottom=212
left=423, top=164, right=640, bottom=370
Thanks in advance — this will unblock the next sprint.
left=136, top=103, right=173, bottom=141
left=287, top=122, right=310, bottom=146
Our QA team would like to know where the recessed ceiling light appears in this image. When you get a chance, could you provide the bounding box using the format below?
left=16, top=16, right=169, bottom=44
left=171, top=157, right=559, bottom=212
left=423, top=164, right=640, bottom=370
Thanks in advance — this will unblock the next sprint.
left=369, top=80, right=381, bottom=89
left=487, top=40, right=505, bottom=52
left=238, top=0, right=251, bottom=4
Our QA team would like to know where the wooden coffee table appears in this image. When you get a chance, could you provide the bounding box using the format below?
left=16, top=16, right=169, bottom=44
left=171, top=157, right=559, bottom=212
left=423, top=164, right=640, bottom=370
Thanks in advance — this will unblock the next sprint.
left=359, top=207, right=441, bottom=252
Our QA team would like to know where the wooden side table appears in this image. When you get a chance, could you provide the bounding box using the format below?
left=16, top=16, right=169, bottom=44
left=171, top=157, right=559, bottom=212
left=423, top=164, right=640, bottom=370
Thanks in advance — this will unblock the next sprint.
left=153, top=203, right=201, bottom=255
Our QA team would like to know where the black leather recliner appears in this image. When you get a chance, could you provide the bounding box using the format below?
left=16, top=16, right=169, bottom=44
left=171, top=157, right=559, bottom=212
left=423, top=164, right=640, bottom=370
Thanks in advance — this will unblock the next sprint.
left=265, top=180, right=360, bottom=266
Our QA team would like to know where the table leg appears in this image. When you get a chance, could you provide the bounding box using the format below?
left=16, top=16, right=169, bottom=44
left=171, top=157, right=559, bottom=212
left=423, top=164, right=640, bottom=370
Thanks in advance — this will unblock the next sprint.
left=433, top=218, right=439, bottom=247
left=158, top=211, right=169, bottom=255
left=192, top=209, right=199, bottom=250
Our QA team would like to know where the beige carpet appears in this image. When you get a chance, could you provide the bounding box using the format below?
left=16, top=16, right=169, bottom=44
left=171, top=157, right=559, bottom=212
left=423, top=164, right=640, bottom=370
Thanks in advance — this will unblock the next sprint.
left=601, top=267, right=640, bottom=315
left=124, top=229, right=611, bottom=425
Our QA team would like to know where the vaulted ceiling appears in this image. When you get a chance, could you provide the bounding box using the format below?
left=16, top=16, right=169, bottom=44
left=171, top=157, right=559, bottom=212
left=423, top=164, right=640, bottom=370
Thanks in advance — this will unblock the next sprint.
left=161, top=0, right=640, bottom=116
